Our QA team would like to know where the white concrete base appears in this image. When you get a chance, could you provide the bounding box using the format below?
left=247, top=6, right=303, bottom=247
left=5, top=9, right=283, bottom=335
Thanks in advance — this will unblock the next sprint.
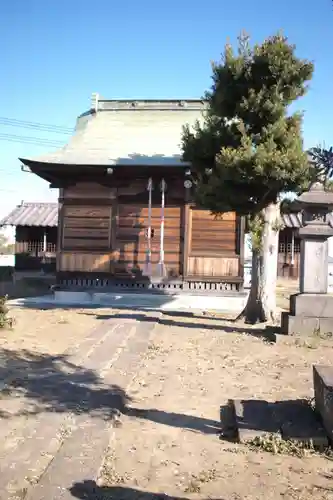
left=9, top=290, right=248, bottom=314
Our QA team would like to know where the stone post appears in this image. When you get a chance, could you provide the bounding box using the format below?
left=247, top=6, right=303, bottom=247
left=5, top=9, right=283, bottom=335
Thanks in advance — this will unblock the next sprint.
left=281, top=182, right=333, bottom=335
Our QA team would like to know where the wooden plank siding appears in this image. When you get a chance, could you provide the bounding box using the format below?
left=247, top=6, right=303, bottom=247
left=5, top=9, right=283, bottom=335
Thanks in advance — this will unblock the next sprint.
left=59, top=252, right=114, bottom=273
left=62, top=206, right=112, bottom=250
left=57, top=181, right=243, bottom=282
left=187, top=256, right=239, bottom=277
left=59, top=181, right=183, bottom=277
left=62, top=182, right=116, bottom=201
left=186, top=209, right=240, bottom=278
left=116, top=204, right=182, bottom=277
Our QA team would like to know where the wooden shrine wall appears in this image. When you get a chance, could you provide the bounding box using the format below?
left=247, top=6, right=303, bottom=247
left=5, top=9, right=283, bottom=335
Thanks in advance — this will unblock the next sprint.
left=58, top=182, right=113, bottom=274
left=186, top=208, right=242, bottom=279
left=58, top=180, right=183, bottom=277
left=116, top=204, right=181, bottom=277
left=57, top=180, right=244, bottom=281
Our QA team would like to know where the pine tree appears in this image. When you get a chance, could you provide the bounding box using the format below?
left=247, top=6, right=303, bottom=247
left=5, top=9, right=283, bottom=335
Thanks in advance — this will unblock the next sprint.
left=308, top=145, right=333, bottom=185
left=182, top=32, right=314, bottom=324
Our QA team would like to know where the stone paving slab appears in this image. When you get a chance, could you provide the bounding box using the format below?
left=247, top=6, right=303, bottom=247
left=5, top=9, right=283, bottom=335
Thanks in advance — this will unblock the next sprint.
left=24, top=416, right=110, bottom=500
left=0, top=319, right=121, bottom=459
left=3, top=414, right=77, bottom=500
left=21, top=315, right=160, bottom=500
left=0, top=320, right=119, bottom=499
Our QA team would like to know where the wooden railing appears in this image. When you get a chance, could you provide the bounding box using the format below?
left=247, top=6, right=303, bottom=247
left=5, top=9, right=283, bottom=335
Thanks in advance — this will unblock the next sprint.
left=15, top=241, right=57, bottom=254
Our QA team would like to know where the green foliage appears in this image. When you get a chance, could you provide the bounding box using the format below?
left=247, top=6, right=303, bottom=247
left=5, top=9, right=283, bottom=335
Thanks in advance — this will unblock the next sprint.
left=247, top=213, right=263, bottom=250
left=0, top=295, right=13, bottom=329
left=308, top=145, right=333, bottom=185
left=182, top=32, right=314, bottom=217
left=0, top=234, right=14, bottom=254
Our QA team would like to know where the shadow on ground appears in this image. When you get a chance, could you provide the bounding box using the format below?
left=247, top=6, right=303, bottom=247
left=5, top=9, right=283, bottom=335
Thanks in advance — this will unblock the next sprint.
left=124, top=406, right=221, bottom=435
left=69, top=480, right=221, bottom=500
left=0, top=347, right=221, bottom=434
left=0, top=348, right=129, bottom=419
left=80, top=311, right=279, bottom=342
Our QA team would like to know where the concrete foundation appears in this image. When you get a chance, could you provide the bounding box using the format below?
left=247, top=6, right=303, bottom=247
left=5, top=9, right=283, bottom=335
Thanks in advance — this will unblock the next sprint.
left=290, top=293, right=333, bottom=317
left=281, top=293, right=333, bottom=335
left=281, top=312, right=333, bottom=336
left=9, top=290, right=249, bottom=314
left=281, top=182, right=333, bottom=335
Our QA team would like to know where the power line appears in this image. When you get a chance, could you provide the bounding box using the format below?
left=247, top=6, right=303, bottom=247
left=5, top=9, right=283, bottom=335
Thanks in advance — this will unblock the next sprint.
left=0, top=132, right=65, bottom=147
left=0, top=117, right=73, bottom=134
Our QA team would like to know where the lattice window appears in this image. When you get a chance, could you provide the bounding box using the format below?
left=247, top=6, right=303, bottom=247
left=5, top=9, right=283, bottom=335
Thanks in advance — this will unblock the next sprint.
left=279, top=241, right=300, bottom=254
left=26, top=241, right=56, bottom=253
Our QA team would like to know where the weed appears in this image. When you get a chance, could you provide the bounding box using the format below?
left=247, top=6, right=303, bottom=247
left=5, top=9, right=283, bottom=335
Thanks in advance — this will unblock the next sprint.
left=248, top=432, right=316, bottom=458
left=99, top=450, right=131, bottom=486
left=184, top=469, right=218, bottom=493
left=295, top=338, right=320, bottom=349
left=0, top=295, right=14, bottom=329
left=248, top=431, right=333, bottom=459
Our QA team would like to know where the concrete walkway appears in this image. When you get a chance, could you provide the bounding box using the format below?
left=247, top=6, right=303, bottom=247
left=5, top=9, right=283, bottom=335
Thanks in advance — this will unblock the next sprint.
left=0, top=313, right=160, bottom=500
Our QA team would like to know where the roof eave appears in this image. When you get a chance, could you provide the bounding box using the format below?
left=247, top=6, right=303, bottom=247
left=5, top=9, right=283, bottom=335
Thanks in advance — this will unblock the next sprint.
left=19, top=158, right=191, bottom=170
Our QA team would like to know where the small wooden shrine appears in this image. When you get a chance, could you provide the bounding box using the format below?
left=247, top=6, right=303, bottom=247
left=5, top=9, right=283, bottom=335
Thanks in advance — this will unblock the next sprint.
left=19, top=96, right=245, bottom=293
left=0, top=202, right=58, bottom=272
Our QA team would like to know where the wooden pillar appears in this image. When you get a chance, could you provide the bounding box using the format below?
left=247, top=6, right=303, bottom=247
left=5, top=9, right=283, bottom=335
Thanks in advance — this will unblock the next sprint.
left=290, top=229, right=295, bottom=265
left=182, top=186, right=191, bottom=278
left=43, top=230, right=47, bottom=252
left=110, top=188, right=118, bottom=275
left=56, top=188, right=64, bottom=280
left=238, top=216, right=246, bottom=288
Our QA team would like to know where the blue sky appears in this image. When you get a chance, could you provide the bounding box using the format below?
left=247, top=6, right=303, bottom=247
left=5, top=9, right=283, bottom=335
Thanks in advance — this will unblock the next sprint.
left=0, top=0, right=332, bottom=218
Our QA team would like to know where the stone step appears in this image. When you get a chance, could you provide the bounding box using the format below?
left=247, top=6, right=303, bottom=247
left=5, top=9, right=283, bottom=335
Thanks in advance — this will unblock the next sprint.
left=279, top=401, right=328, bottom=449
left=232, top=398, right=328, bottom=448
left=23, top=317, right=159, bottom=500
left=233, top=399, right=279, bottom=443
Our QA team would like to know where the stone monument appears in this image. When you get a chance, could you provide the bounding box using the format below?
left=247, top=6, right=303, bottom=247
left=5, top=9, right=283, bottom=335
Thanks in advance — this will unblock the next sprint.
left=281, top=181, right=333, bottom=335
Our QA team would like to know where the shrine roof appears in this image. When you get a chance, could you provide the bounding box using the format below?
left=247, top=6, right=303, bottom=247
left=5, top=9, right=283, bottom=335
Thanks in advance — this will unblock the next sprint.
left=0, top=202, right=58, bottom=227
left=20, top=96, right=206, bottom=169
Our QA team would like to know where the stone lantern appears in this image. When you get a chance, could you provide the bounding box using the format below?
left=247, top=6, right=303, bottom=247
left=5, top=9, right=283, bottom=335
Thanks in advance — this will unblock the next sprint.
left=281, top=181, right=333, bottom=335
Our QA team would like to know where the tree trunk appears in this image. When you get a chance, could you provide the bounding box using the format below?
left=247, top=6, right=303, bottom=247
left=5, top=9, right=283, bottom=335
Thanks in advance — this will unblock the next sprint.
left=239, top=203, right=280, bottom=324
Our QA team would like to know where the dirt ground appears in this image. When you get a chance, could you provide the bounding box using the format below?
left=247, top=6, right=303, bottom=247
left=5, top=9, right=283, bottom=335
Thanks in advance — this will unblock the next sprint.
left=0, top=306, right=108, bottom=356
left=97, top=313, right=333, bottom=500
left=0, top=276, right=298, bottom=357
left=2, top=282, right=333, bottom=499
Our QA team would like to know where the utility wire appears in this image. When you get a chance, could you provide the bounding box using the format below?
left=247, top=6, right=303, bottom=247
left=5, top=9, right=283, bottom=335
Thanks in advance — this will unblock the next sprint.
left=0, top=117, right=73, bottom=134
left=0, top=133, right=65, bottom=147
